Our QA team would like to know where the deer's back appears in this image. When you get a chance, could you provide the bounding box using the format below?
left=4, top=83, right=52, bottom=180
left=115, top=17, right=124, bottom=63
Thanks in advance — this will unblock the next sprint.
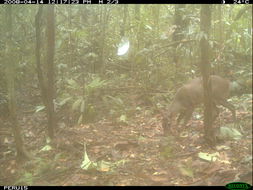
left=173, top=75, right=230, bottom=109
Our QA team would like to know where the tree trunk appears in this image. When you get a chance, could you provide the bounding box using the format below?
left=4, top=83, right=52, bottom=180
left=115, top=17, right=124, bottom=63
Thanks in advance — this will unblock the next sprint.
left=218, top=5, right=223, bottom=73
left=120, top=5, right=128, bottom=37
left=99, top=6, right=110, bottom=75
left=200, top=5, right=215, bottom=145
left=46, top=5, right=56, bottom=139
left=152, top=5, right=160, bottom=37
left=5, top=5, right=30, bottom=160
left=35, top=6, right=48, bottom=114
left=172, top=5, right=186, bottom=78
left=67, top=7, right=73, bottom=69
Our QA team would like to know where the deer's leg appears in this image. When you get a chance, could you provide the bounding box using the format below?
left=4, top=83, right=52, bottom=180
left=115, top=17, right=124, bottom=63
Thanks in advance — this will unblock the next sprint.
left=162, top=112, right=177, bottom=135
left=182, top=107, right=194, bottom=127
left=219, top=100, right=236, bottom=124
left=168, top=112, right=180, bottom=135
left=176, top=110, right=186, bottom=126
left=162, top=115, right=169, bottom=134
left=212, top=103, right=220, bottom=123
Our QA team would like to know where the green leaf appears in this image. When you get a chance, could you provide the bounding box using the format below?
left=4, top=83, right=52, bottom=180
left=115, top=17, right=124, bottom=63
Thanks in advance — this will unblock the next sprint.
left=113, top=159, right=127, bottom=167
left=80, top=144, right=92, bottom=170
left=87, top=52, right=98, bottom=58
left=106, top=95, right=124, bottom=106
left=67, top=79, right=79, bottom=89
left=46, top=137, right=51, bottom=144
left=35, top=105, right=45, bottom=113
left=40, top=145, right=52, bottom=152
left=198, top=152, right=219, bottom=162
left=136, top=106, right=141, bottom=111
left=58, top=97, right=72, bottom=106
left=119, top=115, right=127, bottom=122
left=78, top=115, right=83, bottom=125
left=80, top=143, right=127, bottom=172
left=216, top=145, right=230, bottom=150
left=72, top=98, right=82, bottom=111
left=180, top=167, right=194, bottom=178
left=76, top=30, right=88, bottom=38
left=195, top=114, right=201, bottom=119
left=145, top=25, right=152, bottom=30
left=97, top=160, right=112, bottom=172
left=15, top=172, right=33, bottom=185
left=219, top=126, right=242, bottom=140
left=80, top=100, right=85, bottom=113
left=56, top=39, right=62, bottom=49
left=179, top=131, right=188, bottom=138
left=86, top=77, right=107, bottom=92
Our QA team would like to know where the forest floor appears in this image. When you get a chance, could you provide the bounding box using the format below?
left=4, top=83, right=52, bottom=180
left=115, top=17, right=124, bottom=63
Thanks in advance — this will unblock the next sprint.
left=0, top=97, right=252, bottom=186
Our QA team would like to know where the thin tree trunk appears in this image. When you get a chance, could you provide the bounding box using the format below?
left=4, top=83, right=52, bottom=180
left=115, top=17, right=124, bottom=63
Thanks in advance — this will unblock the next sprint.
left=172, top=5, right=186, bottom=78
left=46, top=5, right=56, bottom=139
left=152, top=5, right=160, bottom=37
left=67, top=6, right=73, bottom=69
left=99, top=6, right=110, bottom=74
left=134, top=5, right=141, bottom=51
left=5, top=5, right=30, bottom=160
left=218, top=5, right=223, bottom=73
left=120, top=5, right=128, bottom=37
left=35, top=6, right=48, bottom=112
left=200, top=5, right=214, bottom=146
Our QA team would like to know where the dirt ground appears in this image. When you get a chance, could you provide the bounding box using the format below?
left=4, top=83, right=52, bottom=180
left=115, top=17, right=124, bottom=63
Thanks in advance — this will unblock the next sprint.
left=0, top=105, right=252, bottom=186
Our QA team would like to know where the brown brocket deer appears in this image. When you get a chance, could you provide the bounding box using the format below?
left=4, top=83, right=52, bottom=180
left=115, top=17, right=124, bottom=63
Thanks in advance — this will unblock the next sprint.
left=162, top=75, right=236, bottom=134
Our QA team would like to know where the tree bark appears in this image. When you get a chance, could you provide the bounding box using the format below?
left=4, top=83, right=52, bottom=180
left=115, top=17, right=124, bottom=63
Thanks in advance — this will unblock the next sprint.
left=200, top=5, right=215, bottom=145
left=5, top=5, right=30, bottom=160
left=35, top=6, right=48, bottom=112
left=172, top=5, right=186, bottom=78
left=46, top=5, right=56, bottom=139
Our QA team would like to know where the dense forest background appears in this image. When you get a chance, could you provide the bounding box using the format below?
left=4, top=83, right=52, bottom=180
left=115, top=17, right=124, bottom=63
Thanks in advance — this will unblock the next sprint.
left=0, top=5, right=252, bottom=186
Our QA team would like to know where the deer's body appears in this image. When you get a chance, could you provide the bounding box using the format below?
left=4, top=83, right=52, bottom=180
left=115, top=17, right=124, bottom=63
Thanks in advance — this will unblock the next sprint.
left=162, top=75, right=236, bottom=132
